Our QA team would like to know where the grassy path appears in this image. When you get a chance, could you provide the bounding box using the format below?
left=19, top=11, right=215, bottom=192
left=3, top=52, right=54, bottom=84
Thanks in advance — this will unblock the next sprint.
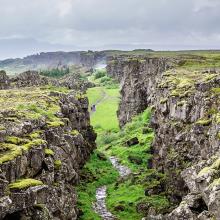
left=87, top=87, right=119, bottom=131
left=90, top=88, right=107, bottom=116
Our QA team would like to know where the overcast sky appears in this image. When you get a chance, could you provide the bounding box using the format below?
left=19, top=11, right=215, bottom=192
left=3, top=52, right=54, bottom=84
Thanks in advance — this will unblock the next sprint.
left=0, top=0, right=220, bottom=59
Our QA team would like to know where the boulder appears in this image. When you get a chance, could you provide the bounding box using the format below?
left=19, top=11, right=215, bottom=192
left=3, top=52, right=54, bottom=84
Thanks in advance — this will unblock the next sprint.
left=126, top=137, right=139, bottom=146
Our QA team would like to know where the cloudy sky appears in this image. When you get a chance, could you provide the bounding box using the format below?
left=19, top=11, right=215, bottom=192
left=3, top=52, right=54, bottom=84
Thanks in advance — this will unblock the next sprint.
left=0, top=0, right=220, bottom=59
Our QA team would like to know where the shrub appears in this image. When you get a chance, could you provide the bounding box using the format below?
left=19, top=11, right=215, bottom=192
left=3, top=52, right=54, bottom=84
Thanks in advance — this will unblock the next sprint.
left=100, top=76, right=111, bottom=83
left=40, top=67, right=70, bottom=78
left=94, top=69, right=106, bottom=79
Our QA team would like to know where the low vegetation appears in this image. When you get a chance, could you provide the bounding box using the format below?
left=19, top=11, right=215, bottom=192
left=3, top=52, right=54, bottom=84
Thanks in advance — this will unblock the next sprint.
left=40, top=67, right=70, bottom=78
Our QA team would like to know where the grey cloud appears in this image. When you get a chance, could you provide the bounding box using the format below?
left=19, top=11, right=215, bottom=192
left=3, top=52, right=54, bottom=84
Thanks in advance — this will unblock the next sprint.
left=0, top=0, right=220, bottom=59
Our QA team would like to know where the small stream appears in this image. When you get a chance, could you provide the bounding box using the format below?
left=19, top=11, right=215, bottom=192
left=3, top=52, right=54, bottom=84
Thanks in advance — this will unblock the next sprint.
left=93, top=186, right=116, bottom=220
left=93, top=156, right=131, bottom=220
left=109, top=156, right=131, bottom=178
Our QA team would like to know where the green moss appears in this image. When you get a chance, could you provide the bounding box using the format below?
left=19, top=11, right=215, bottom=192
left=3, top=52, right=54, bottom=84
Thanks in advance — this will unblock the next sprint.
left=5, top=136, right=28, bottom=145
left=198, top=158, right=220, bottom=177
left=209, top=178, right=220, bottom=188
left=0, top=134, right=45, bottom=165
left=47, top=120, right=64, bottom=128
left=170, top=90, right=179, bottom=97
left=76, top=93, right=86, bottom=100
left=204, top=74, right=217, bottom=81
left=9, top=178, right=43, bottom=190
left=54, top=160, right=62, bottom=170
left=29, top=131, right=42, bottom=139
left=177, top=100, right=187, bottom=106
left=0, top=144, right=23, bottom=164
left=161, top=69, right=219, bottom=100
left=211, top=87, right=220, bottom=94
left=71, top=129, right=79, bottom=136
left=22, top=139, right=46, bottom=151
left=215, top=113, right=220, bottom=124
left=44, top=148, right=54, bottom=156
left=196, top=118, right=212, bottom=126
left=0, top=126, right=5, bottom=131
left=198, top=167, right=217, bottom=177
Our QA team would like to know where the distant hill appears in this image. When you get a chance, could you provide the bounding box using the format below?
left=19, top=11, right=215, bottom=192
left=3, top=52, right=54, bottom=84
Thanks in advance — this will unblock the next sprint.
left=0, top=51, right=107, bottom=75
left=0, top=49, right=156, bottom=75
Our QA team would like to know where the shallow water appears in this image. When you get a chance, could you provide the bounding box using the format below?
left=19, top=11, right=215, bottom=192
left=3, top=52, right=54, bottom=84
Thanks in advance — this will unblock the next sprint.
left=93, top=156, right=131, bottom=219
left=109, top=156, right=132, bottom=178
left=93, top=186, right=116, bottom=220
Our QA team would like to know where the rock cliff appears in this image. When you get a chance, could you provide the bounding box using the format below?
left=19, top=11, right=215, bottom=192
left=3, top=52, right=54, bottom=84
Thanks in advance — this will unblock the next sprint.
left=107, top=57, right=220, bottom=219
left=0, top=72, right=96, bottom=219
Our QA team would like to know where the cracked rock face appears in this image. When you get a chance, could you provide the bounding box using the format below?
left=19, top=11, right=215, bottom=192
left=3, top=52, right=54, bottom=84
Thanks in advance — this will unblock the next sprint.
left=107, top=57, right=172, bottom=127
left=0, top=72, right=96, bottom=219
left=0, top=71, right=10, bottom=90
left=107, top=56, right=220, bottom=219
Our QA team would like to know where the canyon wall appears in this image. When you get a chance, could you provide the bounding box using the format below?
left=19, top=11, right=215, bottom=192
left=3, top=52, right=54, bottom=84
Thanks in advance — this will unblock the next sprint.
left=107, top=57, right=220, bottom=219
left=107, top=56, right=174, bottom=127
left=0, top=71, right=96, bottom=219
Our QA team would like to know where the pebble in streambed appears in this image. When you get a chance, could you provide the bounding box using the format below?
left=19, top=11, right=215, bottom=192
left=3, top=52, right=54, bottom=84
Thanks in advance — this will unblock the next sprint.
left=93, top=186, right=116, bottom=220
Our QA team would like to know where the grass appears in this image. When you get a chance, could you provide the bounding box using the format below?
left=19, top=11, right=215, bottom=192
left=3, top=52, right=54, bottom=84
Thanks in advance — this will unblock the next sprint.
left=87, top=86, right=120, bottom=132
left=86, top=87, right=104, bottom=106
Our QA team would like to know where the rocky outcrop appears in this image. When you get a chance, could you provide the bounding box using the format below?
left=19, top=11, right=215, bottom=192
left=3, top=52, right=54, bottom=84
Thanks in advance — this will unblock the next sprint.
left=107, top=56, right=174, bottom=127
left=107, top=57, right=220, bottom=219
left=1, top=70, right=94, bottom=92
left=0, top=71, right=10, bottom=90
left=0, top=74, right=96, bottom=219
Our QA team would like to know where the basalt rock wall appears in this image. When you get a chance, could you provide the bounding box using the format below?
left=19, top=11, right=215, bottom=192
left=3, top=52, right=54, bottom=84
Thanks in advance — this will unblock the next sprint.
left=107, top=57, right=173, bottom=127
left=0, top=73, right=96, bottom=219
left=107, top=57, right=220, bottom=219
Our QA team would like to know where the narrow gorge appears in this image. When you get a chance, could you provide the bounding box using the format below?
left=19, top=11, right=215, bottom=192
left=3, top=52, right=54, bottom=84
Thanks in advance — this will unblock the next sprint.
left=0, top=51, right=220, bottom=220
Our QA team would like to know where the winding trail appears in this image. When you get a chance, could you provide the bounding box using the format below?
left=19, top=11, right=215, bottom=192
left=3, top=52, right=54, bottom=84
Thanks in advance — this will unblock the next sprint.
left=90, top=88, right=107, bottom=116
left=93, top=156, right=131, bottom=219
